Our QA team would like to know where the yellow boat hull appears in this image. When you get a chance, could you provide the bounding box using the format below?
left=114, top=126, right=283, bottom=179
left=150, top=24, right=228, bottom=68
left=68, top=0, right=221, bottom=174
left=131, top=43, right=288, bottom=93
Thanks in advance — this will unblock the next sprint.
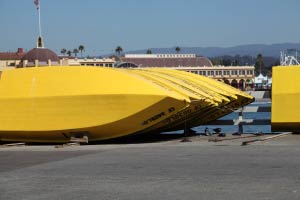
left=0, top=66, right=254, bottom=142
left=271, top=66, right=300, bottom=132
left=151, top=69, right=254, bottom=128
left=0, top=67, right=188, bottom=142
left=128, top=68, right=253, bottom=131
left=124, top=69, right=216, bottom=132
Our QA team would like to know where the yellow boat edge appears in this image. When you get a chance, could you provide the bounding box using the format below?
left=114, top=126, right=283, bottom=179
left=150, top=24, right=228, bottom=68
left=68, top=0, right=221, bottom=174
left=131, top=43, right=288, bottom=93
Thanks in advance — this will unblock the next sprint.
left=0, top=66, right=255, bottom=142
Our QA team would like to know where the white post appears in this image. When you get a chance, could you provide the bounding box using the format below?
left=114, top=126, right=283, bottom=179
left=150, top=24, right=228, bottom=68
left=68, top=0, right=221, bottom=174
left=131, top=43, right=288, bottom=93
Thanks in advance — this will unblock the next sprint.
left=35, top=0, right=44, bottom=48
left=38, top=0, right=42, bottom=37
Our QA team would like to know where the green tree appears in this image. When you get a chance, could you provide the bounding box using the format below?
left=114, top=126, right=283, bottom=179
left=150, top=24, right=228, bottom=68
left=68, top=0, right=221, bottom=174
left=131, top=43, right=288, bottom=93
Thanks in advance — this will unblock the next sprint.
left=61, top=48, right=67, bottom=55
left=115, top=46, right=123, bottom=56
left=73, top=48, right=79, bottom=57
left=175, top=46, right=181, bottom=54
left=255, top=53, right=264, bottom=75
left=222, top=58, right=231, bottom=66
left=234, top=54, right=241, bottom=66
left=67, top=50, right=72, bottom=57
left=78, top=45, right=85, bottom=58
left=210, top=57, right=222, bottom=66
left=146, top=49, right=152, bottom=54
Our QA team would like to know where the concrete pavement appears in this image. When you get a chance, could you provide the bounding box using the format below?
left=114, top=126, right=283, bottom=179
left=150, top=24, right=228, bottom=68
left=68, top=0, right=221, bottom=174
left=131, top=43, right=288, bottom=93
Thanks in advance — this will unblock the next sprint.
left=0, top=135, right=300, bottom=200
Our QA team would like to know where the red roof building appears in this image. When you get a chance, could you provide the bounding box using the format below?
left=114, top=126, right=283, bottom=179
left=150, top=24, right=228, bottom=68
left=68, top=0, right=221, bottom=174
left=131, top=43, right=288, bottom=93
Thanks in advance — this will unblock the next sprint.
left=21, top=48, right=59, bottom=62
left=0, top=48, right=25, bottom=68
left=0, top=48, right=25, bottom=60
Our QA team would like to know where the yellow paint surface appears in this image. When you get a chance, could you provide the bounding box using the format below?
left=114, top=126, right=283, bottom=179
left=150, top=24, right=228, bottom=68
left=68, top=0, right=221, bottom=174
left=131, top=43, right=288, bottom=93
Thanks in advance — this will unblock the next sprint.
left=272, top=66, right=300, bottom=131
left=0, top=66, right=188, bottom=142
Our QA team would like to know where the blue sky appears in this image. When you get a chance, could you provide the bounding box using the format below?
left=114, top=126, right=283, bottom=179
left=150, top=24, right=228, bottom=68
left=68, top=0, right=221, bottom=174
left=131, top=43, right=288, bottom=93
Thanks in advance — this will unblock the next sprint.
left=1, top=0, right=300, bottom=55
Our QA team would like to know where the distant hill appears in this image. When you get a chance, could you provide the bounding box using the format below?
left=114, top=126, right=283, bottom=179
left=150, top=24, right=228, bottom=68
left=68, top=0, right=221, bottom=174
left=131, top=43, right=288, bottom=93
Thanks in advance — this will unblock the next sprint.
left=126, top=43, right=300, bottom=58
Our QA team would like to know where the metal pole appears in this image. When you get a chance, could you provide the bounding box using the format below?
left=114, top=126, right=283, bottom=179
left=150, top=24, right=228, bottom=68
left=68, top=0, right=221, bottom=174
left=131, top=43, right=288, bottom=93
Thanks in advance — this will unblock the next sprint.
left=38, top=1, right=42, bottom=37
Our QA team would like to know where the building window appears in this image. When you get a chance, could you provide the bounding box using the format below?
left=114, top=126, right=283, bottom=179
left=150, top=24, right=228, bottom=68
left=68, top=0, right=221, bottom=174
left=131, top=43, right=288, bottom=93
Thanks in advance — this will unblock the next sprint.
left=207, top=71, right=214, bottom=76
left=232, top=70, right=238, bottom=75
left=199, top=71, right=206, bottom=75
left=216, top=70, right=222, bottom=76
left=247, top=70, right=254, bottom=75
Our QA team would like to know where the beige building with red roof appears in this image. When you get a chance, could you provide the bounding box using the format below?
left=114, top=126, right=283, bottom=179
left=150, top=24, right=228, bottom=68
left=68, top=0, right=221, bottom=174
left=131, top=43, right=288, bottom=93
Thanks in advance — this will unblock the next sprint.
left=116, top=54, right=255, bottom=90
left=0, top=48, right=25, bottom=69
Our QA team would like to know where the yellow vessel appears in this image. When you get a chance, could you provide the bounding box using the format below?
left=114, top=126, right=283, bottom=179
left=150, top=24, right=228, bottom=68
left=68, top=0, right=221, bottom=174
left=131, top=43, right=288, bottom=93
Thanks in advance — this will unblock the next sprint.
left=0, top=65, right=254, bottom=142
left=137, top=68, right=226, bottom=130
left=181, top=70, right=254, bottom=123
left=0, top=66, right=188, bottom=142
left=146, top=69, right=254, bottom=128
left=124, top=68, right=218, bottom=131
left=271, top=66, right=300, bottom=132
left=146, top=68, right=234, bottom=104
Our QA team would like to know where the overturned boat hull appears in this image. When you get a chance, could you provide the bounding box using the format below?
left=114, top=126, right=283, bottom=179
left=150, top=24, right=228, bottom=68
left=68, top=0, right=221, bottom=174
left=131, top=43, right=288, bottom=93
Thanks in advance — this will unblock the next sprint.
left=0, top=67, right=188, bottom=142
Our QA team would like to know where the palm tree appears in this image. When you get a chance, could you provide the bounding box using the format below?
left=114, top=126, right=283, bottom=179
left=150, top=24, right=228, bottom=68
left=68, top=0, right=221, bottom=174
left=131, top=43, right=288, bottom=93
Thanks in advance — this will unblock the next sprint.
left=61, top=48, right=67, bottom=55
left=115, top=46, right=123, bottom=56
left=146, top=49, right=152, bottom=54
left=73, top=48, right=79, bottom=57
left=256, top=53, right=264, bottom=74
left=67, top=50, right=72, bottom=57
left=175, top=46, right=181, bottom=54
left=78, top=45, right=85, bottom=58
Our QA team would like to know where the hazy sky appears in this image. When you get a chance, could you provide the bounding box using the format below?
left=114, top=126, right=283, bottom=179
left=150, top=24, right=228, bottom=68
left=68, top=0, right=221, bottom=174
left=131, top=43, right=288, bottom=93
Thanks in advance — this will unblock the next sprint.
left=1, top=0, right=300, bottom=55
